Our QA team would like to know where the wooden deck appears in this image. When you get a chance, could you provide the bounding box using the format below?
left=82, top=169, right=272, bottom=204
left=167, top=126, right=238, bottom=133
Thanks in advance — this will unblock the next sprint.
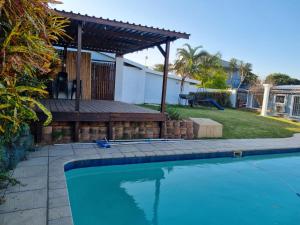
left=38, top=99, right=165, bottom=122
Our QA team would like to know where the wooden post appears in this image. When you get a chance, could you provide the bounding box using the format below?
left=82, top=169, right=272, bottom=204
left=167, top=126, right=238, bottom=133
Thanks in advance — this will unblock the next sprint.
left=160, top=41, right=170, bottom=114
left=75, top=22, right=82, bottom=112
left=74, top=122, right=80, bottom=142
left=159, top=41, right=170, bottom=138
left=62, top=46, right=67, bottom=72
left=74, top=22, right=82, bottom=142
left=108, top=121, right=113, bottom=140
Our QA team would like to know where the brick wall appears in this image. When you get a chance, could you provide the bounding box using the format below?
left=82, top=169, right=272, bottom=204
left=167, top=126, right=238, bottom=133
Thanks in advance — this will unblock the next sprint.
left=40, top=120, right=194, bottom=144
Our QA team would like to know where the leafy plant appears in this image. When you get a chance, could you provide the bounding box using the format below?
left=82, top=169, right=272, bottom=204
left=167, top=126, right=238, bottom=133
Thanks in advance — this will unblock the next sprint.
left=166, top=107, right=182, bottom=120
left=174, top=44, right=208, bottom=94
left=190, top=91, right=232, bottom=107
left=229, top=58, right=257, bottom=88
left=195, top=53, right=228, bottom=89
left=0, top=146, right=19, bottom=204
left=265, top=73, right=300, bottom=85
left=0, top=0, right=69, bottom=143
left=0, top=0, right=69, bottom=203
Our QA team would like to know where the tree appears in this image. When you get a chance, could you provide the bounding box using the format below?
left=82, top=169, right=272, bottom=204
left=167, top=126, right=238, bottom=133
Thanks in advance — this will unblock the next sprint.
left=228, top=58, right=258, bottom=89
left=152, top=63, right=174, bottom=72
left=173, top=44, right=208, bottom=93
left=0, top=0, right=68, bottom=142
left=237, top=61, right=253, bottom=89
left=229, top=58, right=238, bottom=88
left=265, top=73, right=300, bottom=85
left=195, top=53, right=227, bottom=89
left=243, top=71, right=258, bottom=86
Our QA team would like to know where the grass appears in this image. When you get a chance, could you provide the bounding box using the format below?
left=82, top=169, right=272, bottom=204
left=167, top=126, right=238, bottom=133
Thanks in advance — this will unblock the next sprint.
left=140, top=104, right=300, bottom=139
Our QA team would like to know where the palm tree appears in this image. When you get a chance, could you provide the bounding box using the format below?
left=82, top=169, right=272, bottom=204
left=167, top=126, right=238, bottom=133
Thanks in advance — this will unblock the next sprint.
left=173, top=44, right=208, bottom=93
left=153, top=63, right=174, bottom=72
left=196, top=52, right=226, bottom=88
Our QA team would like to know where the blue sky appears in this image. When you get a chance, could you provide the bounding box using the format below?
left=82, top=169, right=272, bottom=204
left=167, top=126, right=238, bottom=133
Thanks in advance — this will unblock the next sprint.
left=55, top=0, right=300, bottom=79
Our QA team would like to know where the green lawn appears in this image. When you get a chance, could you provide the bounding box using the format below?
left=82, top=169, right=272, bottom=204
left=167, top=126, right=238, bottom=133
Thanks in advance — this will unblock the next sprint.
left=141, top=104, right=300, bottom=139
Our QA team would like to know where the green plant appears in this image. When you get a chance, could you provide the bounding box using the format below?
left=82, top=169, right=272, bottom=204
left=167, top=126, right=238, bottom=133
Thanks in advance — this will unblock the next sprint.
left=52, top=130, right=63, bottom=140
left=265, top=73, right=300, bottom=85
left=0, top=146, right=19, bottom=204
left=0, top=0, right=68, bottom=143
left=194, top=52, right=228, bottom=89
left=174, top=44, right=208, bottom=94
left=229, top=58, right=257, bottom=88
left=0, top=0, right=68, bottom=203
left=190, top=91, right=232, bottom=107
left=166, top=107, right=182, bottom=120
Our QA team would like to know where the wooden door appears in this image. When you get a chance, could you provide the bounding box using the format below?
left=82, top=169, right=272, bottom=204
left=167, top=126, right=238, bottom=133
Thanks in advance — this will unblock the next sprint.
left=91, top=62, right=116, bottom=100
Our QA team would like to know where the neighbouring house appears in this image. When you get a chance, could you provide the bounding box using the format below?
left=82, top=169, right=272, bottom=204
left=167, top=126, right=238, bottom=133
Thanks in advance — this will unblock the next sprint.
left=259, top=84, right=300, bottom=119
left=222, top=60, right=242, bottom=89
left=268, top=85, right=300, bottom=118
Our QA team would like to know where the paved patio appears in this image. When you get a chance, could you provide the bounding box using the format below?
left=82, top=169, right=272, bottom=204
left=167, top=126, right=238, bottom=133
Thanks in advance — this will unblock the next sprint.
left=1, top=134, right=300, bottom=225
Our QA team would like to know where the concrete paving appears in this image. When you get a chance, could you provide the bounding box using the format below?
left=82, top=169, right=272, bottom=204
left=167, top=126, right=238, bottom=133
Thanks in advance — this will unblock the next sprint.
left=1, top=134, right=300, bottom=225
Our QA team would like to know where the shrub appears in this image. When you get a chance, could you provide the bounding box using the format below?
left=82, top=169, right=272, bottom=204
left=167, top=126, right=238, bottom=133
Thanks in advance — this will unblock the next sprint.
left=0, top=0, right=68, bottom=143
left=0, top=0, right=68, bottom=204
left=166, top=107, right=182, bottom=120
left=189, top=91, right=232, bottom=107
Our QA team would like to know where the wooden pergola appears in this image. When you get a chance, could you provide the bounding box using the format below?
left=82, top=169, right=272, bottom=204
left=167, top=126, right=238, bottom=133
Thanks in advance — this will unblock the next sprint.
left=50, top=10, right=189, bottom=140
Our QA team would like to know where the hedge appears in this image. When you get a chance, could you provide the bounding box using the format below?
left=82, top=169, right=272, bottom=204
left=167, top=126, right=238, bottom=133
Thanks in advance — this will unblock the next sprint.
left=189, top=91, right=232, bottom=107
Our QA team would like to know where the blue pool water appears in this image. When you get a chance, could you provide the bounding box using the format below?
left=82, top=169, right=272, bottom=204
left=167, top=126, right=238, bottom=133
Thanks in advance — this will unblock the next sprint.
left=66, top=153, right=300, bottom=225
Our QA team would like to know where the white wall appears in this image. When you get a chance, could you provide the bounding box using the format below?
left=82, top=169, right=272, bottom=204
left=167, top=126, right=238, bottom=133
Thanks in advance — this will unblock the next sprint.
left=119, top=64, right=199, bottom=105
left=144, top=72, right=163, bottom=104
left=121, top=66, right=146, bottom=104
left=114, top=59, right=237, bottom=106
left=115, top=58, right=235, bottom=105
left=114, top=57, right=124, bottom=101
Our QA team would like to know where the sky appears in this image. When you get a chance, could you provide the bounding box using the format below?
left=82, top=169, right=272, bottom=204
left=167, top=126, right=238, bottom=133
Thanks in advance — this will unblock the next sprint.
left=55, top=0, right=300, bottom=79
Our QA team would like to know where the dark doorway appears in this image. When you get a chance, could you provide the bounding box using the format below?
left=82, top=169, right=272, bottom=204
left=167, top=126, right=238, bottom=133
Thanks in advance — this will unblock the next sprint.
left=91, top=62, right=116, bottom=100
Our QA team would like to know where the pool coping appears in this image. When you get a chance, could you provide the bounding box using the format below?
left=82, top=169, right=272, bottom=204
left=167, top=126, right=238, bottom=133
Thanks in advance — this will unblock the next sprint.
left=1, top=134, right=300, bottom=225
left=64, top=146, right=300, bottom=172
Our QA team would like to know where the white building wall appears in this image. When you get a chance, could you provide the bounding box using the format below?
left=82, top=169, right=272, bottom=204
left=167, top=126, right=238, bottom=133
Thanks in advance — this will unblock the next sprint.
left=143, top=71, right=199, bottom=104
left=144, top=72, right=163, bottom=104
left=115, top=59, right=236, bottom=106
left=115, top=58, right=201, bottom=105
left=121, top=66, right=146, bottom=104
left=114, top=57, right=124, bottom=101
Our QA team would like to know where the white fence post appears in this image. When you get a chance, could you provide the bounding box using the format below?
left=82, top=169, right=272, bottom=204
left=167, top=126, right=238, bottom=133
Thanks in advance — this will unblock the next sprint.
left=114, top=56, right=124, bottom=101
left=261, top=84, right=272, bottom=116
left=230, top=89, right=237, bottom=108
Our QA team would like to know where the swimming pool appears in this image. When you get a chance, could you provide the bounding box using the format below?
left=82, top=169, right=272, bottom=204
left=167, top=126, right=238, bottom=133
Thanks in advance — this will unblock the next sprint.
left=66, top=153, right=300, bottom=225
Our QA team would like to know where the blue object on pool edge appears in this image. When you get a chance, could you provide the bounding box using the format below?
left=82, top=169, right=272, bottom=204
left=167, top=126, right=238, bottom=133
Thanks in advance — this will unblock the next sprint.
left=96, top=140, right=111, bottom=148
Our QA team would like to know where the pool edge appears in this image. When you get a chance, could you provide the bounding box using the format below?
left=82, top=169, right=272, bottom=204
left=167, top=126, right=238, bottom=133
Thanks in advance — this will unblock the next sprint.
left=64, top=147, right=300, bottom=172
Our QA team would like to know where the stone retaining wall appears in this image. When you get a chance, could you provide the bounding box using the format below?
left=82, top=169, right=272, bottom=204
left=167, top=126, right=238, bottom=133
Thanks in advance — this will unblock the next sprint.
left=40, top=120, right=195, bottom=144
left=164, top=120, right=194, bottom=139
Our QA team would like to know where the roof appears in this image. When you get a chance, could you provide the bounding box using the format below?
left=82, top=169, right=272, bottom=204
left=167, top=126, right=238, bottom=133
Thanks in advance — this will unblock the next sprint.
left=271, top=85, right=300, bottom=94
left=54, top=9, right=190, bottom=55
left=273, top=85, right=300, bottom=90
